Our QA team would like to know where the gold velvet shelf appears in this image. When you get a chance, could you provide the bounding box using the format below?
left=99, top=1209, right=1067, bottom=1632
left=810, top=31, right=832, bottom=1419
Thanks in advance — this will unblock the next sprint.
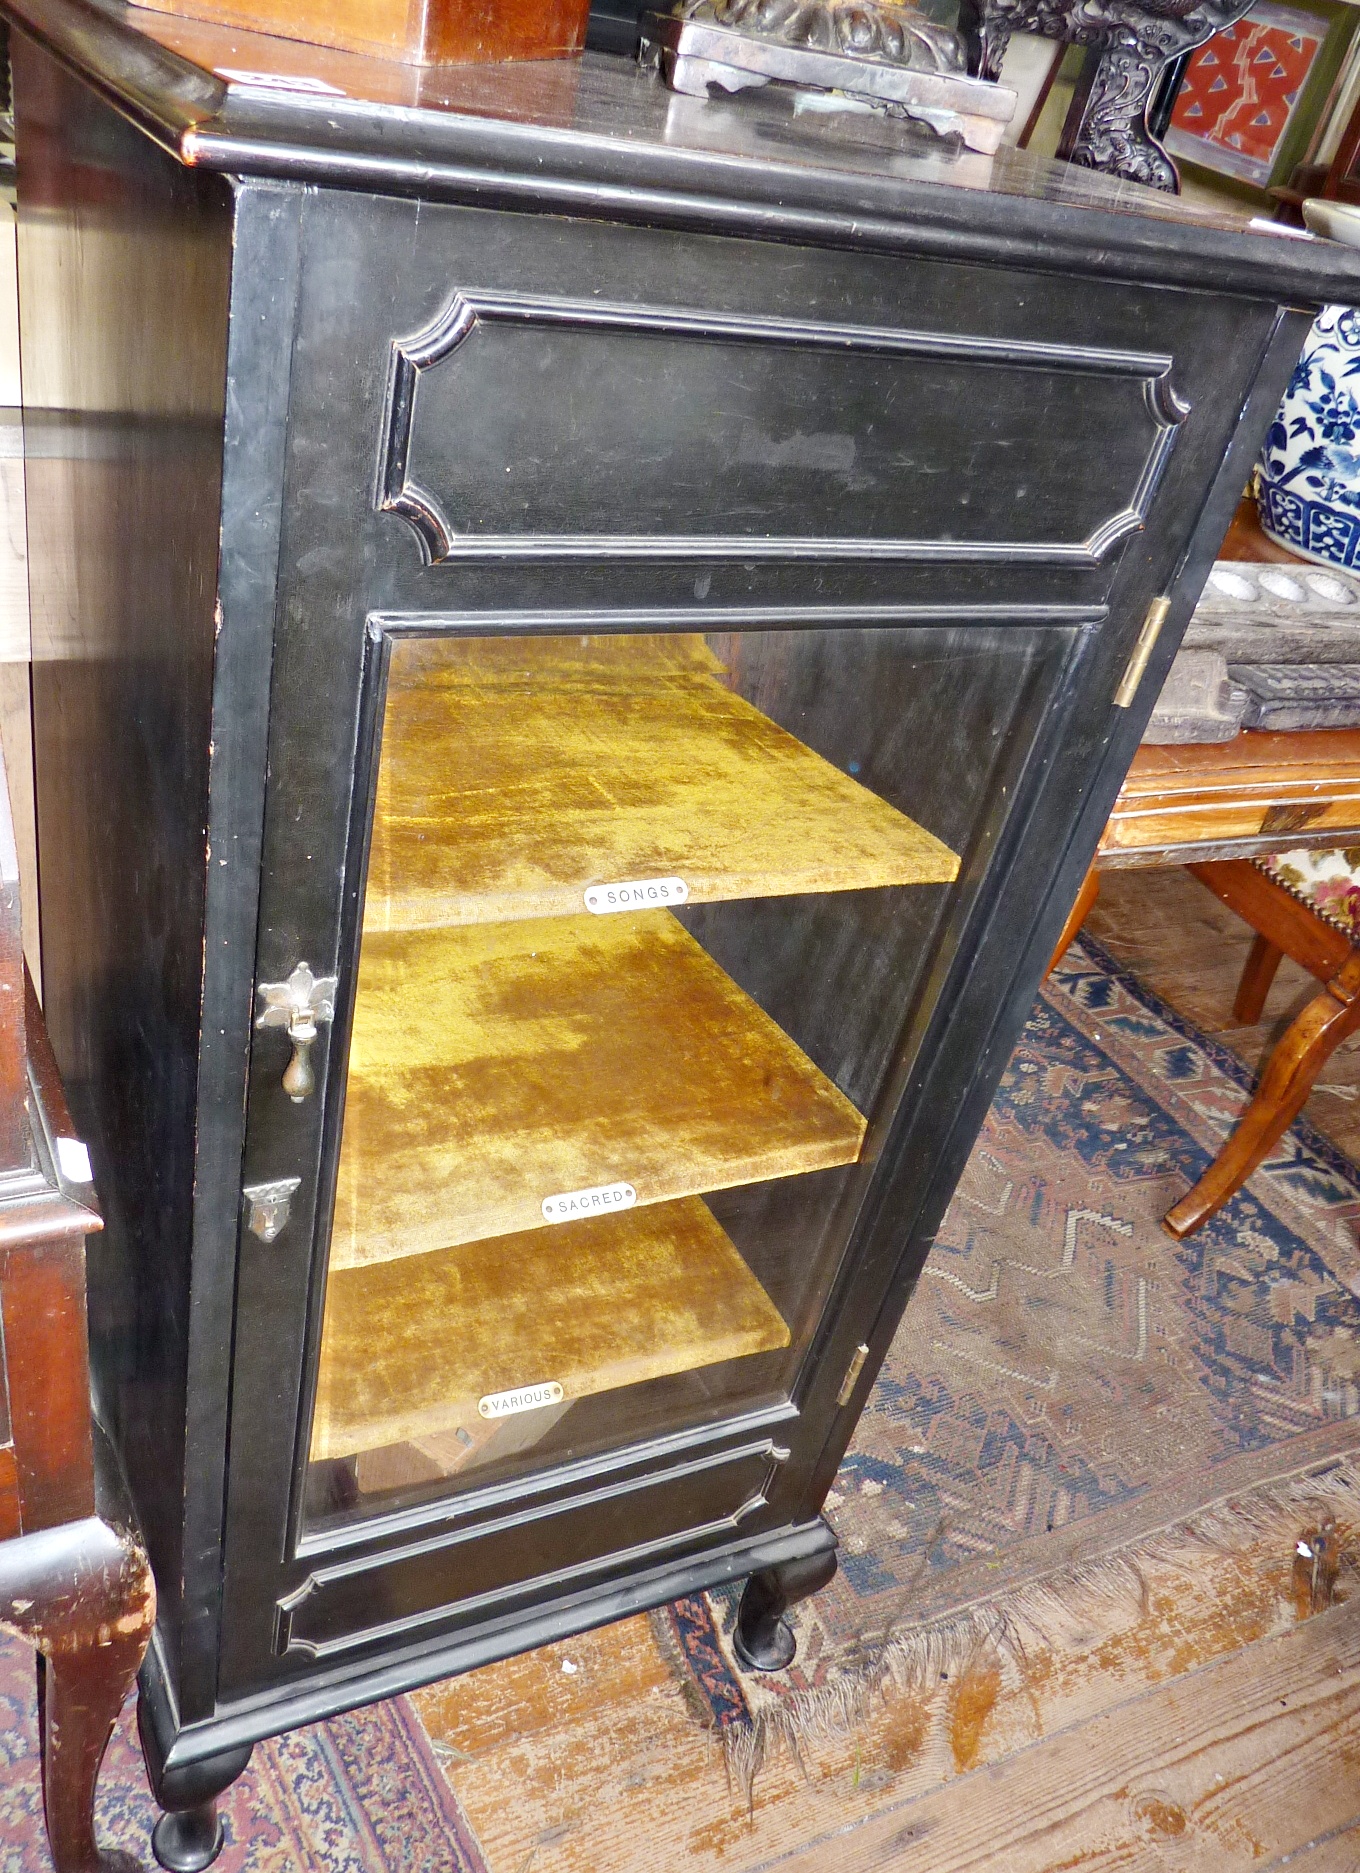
left=311, top=1197, right=791, bottom=1461
left=363, top=632, right=959, bottom=931
left=330, top=907, right=865, bottom=1270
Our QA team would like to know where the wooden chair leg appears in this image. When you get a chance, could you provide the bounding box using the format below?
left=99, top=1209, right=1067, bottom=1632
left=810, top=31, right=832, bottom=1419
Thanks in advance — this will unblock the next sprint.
left=39, top=1632, right=146, bottom=1873
left=1046, top=865, right=1099, bottom=978
left=1165, top=955, right=1360, bottom=1239
left=0, top=1515, right=155, bottom=1873
left=1233, top=933, right=1284, bottom=1024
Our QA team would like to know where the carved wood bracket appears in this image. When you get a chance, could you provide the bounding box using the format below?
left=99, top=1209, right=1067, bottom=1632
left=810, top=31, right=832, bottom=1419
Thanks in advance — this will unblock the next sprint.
left=958, top=0, right=1256, bottom=189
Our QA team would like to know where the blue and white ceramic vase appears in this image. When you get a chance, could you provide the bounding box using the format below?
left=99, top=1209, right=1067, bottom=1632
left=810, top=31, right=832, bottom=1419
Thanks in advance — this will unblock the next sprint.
left=1257, top=304, right=1360, bottom=569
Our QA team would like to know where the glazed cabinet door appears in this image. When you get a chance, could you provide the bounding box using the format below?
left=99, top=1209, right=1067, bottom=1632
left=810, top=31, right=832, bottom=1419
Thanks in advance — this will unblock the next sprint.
left=231, top=607, right=1098, bottom=1681
left=307, top=618, right=1086, bottom=1516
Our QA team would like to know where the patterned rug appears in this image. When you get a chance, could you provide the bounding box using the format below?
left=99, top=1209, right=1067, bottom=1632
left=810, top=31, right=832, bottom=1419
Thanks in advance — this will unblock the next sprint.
left=0, top=1634, right=488, bottom=1872
left=661, top=933, right=1360, bottom=1764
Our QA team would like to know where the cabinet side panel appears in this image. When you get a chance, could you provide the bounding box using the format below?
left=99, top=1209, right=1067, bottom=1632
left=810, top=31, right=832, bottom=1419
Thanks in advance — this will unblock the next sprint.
left=14, top=40, right=233, bottom=1687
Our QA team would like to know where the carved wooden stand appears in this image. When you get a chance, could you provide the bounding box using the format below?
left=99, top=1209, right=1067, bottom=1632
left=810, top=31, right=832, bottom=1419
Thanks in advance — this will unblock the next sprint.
left=959, top=0, right=1254, bottom=189
left=0, top=736, right=156, bottom=1872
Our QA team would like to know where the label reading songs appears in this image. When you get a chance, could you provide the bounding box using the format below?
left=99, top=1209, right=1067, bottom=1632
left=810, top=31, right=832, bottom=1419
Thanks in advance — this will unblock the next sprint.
left=478, top=1381, right=565, bottom=1420
left=584, top=877, right=689, bottom=914
left=542, top=1181, right=637, bottom=1224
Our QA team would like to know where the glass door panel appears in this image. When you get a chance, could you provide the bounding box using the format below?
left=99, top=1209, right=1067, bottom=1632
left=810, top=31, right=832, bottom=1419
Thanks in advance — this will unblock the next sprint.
left=304, top=623, right=1056, bottom=1528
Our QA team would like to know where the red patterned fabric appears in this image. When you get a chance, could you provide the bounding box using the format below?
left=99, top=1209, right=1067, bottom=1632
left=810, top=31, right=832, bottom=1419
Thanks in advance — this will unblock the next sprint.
left=1168, top=10, right=1324, bottom=182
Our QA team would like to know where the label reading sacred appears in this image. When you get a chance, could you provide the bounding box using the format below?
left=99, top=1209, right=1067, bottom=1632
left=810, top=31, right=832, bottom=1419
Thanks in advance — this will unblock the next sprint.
left=478, top=1380, right=565, bottom=1420
left=584, top=877, right=689, bottom=915
left=542, top=1181, right=637, bottom=1224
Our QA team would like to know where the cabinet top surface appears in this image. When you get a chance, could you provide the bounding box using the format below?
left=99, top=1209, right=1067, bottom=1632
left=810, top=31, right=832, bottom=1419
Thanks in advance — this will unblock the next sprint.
left=11, top=0, right=1360, bottom=298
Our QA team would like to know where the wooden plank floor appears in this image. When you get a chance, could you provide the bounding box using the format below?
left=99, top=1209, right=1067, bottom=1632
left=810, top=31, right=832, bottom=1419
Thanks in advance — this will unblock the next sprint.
left=416, top=1505, right=1357, bottom=1871
left=769, top=1594, right=1360, bottom=1873
left=409, top=864, right=1360, bottom=1873
left=1280, top=1829, right=1360, bottom=1872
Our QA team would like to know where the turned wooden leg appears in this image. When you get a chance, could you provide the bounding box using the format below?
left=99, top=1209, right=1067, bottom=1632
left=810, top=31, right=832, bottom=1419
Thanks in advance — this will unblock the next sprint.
left=1165, top=954, right=1360, bottom=1239
left=150, top=1804, right=228, bottom=1873
left=733, top=1546, right=838, bottom=1673
left=139, top=1709, right=253, bottom=1873
left=1234, top=934, right=1284, bottom=1024
left=1046, top=865, right=1099, bottom=978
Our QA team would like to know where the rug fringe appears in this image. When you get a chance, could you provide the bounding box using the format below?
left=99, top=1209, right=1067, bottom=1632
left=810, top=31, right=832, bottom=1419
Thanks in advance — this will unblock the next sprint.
left=694, top=1450, right=1360, bottom=1800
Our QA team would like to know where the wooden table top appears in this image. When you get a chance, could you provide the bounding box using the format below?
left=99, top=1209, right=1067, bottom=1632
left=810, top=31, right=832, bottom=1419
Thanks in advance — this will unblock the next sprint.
left=1099, top=727, right=1360, bottom=866
left=1098, top=501, right=1360, bottom=867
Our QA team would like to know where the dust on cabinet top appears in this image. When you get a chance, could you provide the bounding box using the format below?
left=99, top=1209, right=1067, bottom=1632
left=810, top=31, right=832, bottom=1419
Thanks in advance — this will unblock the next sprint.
left=10, top=0, right=1360, bottom=301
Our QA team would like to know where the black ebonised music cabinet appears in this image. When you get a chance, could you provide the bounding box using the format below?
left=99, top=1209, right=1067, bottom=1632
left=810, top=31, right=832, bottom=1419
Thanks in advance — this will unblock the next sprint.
left=10, top=1, right=1360, bottom=1861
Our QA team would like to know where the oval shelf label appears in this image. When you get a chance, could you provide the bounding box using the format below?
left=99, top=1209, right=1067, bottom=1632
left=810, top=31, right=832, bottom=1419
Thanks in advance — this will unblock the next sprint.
left=542, top=1181, right=637, bottom=1224
left=584, top=877, right=689, bottom=914
left=478, top=1380, right=565, bottom=1420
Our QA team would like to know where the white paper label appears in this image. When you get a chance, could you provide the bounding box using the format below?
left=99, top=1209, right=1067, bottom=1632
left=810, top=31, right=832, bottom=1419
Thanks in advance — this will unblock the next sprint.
left=541, top=1181, right=637, bottom=1224
left=215, top=67, right=347, bottom=95
left=56, top=1137, right=92, bottom=1184
left=478, top=1380, right=564, bottom=1419
left=584, top=877, right=689, bottom=915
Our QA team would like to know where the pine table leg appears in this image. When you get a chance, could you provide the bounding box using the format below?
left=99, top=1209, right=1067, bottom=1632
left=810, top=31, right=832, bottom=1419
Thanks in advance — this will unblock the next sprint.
left=1046, top=865, right=1099, bottom=979
left=1233, top=933, right=1285, bottom=1024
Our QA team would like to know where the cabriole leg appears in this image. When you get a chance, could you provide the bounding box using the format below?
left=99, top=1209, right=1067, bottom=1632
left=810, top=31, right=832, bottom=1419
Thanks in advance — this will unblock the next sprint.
left=733, top=1547, right=838, bottom=1673
left=0, top=1516, right=155, bottom=1873
left=38, top=1633, right=146, bottom=1873
left=1165, top=959, right=1360, bottom=1238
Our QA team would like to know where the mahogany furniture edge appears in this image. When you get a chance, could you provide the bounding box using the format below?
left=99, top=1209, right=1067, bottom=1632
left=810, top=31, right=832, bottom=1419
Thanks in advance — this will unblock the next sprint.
left=0, top=729, right=156, bottom=1870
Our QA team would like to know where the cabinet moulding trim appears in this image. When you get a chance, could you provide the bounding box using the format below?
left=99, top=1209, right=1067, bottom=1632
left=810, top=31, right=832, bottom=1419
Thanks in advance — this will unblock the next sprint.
left=375, top=289, right=1188, bottom=569
left=365, top=601, right=1110, bottom=640
left=160, top=1520, right=837, bottom=1770
left=277, top=1436, right=787, bottom=1660
left=295, top=1400, right=801, bottom=1561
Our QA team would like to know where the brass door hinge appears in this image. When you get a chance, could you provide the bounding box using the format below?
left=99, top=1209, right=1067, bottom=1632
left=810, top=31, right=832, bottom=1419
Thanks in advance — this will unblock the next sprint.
left=1114, top=595, right=1171, bottom=709
left=837, top=1342, right=870, bottom=1408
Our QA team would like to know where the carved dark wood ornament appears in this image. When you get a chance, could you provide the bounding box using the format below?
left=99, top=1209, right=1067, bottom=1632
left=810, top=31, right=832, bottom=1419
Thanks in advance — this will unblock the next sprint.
left=376, top=289, right=1190, bottom=565
left=959, top=0, right=1257, bottom=189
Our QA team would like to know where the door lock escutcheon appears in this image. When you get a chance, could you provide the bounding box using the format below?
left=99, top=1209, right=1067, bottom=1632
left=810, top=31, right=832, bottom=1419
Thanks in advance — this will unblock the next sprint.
left=244, top=1176, right=303, bottom=1242
left=255, top=963, right=338, bottom=1102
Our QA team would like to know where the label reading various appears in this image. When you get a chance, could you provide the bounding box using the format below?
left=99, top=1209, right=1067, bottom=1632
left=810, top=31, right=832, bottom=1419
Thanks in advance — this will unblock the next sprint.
left=584, top=877, right=689, bottom=914
left=542, top=1181, right=638, bottom=1224
left=478, top=1380, right=565, bottom=1420
left=215, top=67, right=347, bottom=95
